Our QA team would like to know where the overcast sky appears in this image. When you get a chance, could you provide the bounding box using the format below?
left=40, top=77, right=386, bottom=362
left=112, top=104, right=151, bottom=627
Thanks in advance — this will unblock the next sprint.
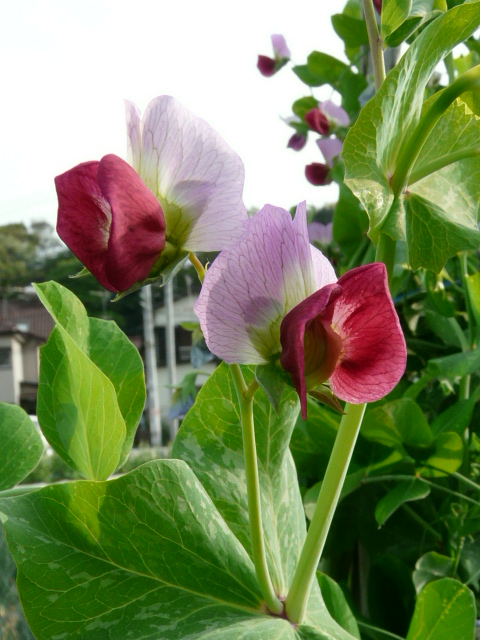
left=0, top=0, right=347, bottom=231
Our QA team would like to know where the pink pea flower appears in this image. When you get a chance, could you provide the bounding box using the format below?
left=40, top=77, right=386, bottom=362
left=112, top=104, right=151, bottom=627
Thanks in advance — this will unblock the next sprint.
left=195, top=204, right=406, bottom=418
left=56, top=96, right=248, bottom=293
left=305, top=108, right=330, bottom=135
left=126, top=96, right=248, bottom=254
left=55, top=154, right=166, bottom=292
left=319, top=100, right=350, bottom=128
left=257, top=34, right=291, bottom=77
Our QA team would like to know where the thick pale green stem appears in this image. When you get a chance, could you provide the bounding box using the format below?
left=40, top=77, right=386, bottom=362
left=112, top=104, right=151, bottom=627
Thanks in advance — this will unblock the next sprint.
left=285, top=402, right=366, bottom=624
left=362, top=0, right=385, bottom=91
left=229, top=364, right=284, bottom=615
left=391, top=65, right=480, bottom=195
left=375, top=233, right=396, bottom=284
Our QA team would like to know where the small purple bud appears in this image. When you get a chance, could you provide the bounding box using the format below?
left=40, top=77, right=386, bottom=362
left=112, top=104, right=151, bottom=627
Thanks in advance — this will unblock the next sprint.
left=288, top=133, right=307, bottom=151
left=257, top=55, right=276, bottom=77
left=305, top=163, right=332, bottom=186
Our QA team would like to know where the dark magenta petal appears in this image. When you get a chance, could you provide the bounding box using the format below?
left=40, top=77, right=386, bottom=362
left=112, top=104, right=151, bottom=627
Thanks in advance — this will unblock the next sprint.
left=280, top=283, right=342, bottom=419
left=257, top=55, right=276, bottom=77
left=55, top=154, right=165, bottom=292
left=330, top=263, right=406, bottom=403
left=373, top=0, right=382, bottom=13
left=97, top=155, right=166, bottom=291
left=288, top=133, right=307, bottom=151
left=55, top=161, right=114, bottom=290
left=305, top=163, right=332, bottom=186
left=305, top=108, right=330, bottom=135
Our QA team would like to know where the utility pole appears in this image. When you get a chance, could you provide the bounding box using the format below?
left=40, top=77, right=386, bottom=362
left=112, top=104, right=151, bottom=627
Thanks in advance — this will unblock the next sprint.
left=165, top=278, right=178, bottom=442
left=141, top=285, right=162, bottom=446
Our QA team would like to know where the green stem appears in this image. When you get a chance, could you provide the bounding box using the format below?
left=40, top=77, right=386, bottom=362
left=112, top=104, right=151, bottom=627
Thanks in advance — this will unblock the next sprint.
left=362, top=0, right=385, bottom=91
left=391, top=64, right=480, bottom=195
left=229, top=364, right=283, bottom=615
left=189, top=252, right=206, bottom=283
left=408, top=147, right=480, bottom=186
left=375, top=233, right=396, bottom=284
left=285, top=402, right=366, bottom=624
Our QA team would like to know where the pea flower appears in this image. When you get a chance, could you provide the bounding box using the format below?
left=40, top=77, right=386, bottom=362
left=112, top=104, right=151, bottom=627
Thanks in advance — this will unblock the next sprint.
left=305, top=101, right=350, bottom=135
left=195, top=203, right=406, bottom=418
left=56, top=96, right=248, bottom=292
left=257, top=34, right=291, bottom=77
left=125, top=96, right=248, bottom=261
left=305, top=138, right=343, bottom=186
left=55, top=154, right=166, bottom=292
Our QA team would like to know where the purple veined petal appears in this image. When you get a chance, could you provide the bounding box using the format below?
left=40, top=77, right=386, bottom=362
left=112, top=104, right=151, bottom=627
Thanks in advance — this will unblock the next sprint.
left=130, top=96, right=248, bottom=252
left=271, top=34, right=291, bottom=59
left=125, top=100, right=141, bottom=172
left=317, top=137, right=343, bottom=168
left=319, top=100, right=350, bottom=127
left=329, top=263, right=407, bottom=403
left=195, top=204, right=326, bottom=364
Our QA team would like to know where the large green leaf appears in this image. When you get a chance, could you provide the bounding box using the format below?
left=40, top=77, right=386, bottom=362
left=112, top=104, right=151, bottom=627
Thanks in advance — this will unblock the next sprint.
left=35, top=281, right=145, bottom=467
left=38, top=326, right=126, bottom=480
left=406, top=578, right=476, bottom=639
left=172, top=365, right=355, bottom=636
left=343, top=3, right=480, bottom=271
left=0, top=460, right=356, bottom=639
left=172, top=364, right=303, bottom=598
left=0, top=403, right=43, bottom=491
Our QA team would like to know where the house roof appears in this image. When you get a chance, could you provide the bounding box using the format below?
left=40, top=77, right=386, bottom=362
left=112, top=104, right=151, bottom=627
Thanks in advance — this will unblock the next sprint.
left=0, top=297, right=54, bottom=341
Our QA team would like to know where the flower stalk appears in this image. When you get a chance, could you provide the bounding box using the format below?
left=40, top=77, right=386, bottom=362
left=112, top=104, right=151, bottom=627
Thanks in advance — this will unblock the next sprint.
left=229, top=364, right=284, bottom=615
left=285, top=402, right=366, bottom=624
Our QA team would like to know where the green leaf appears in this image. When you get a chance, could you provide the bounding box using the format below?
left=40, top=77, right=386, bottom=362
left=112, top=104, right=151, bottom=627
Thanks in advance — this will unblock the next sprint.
left=255, top=362, right=289, bottom=414
left=293, top=52, right=367, bottom=114
left=362, top=399, right=433, bottom=452
left=431, top=399, right=475, bottom=436
left=383, top=0, right=446, bottom=48
left=331, top=14, right=369, bottom=49
left=419, top=432, right=463, bottom=477
left=404, top=191, right=480, bottom=273
left=413, top=552, right=455, bottom=593
left=375, top=479, right=431, bottom=526
left=426, top=349, right=480, bottom=378
left=38, top=327, right=126, bottom=480
left=35, top=281, right=145, bottom=467
left=172, top=364, right=301, bottom=598
left=317, top=573, right=361, bottom=639
left=381, top=0, right=412, bottom=40
left=0, top=404, right=43, bottom=491
left=406, top=578, right=476, bottom=640
left=466, top=272, right=480, bottom=327
left=171, top=364, right=356, bottom=636
left=344, top=3, right=480, bottom=270
left=292, top=97, right=320, bottom=120
left=332, top=183, right=369, bottom=262
left=0, top=460, right=357, bottom=639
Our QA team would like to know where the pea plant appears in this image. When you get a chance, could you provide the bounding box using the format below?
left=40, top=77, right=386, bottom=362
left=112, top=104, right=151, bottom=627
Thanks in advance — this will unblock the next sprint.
left=1, top=1, right=480, bottom=638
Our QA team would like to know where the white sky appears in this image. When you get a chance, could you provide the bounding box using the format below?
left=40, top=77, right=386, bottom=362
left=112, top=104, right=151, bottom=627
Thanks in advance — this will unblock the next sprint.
left=0, top=0, right=347, bottom=230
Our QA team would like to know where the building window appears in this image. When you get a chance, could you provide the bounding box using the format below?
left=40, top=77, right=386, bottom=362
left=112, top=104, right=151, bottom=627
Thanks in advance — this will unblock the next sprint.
left=0, top=347, right=11, bottom=368
left=155, top=326, right=193, bottom=366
